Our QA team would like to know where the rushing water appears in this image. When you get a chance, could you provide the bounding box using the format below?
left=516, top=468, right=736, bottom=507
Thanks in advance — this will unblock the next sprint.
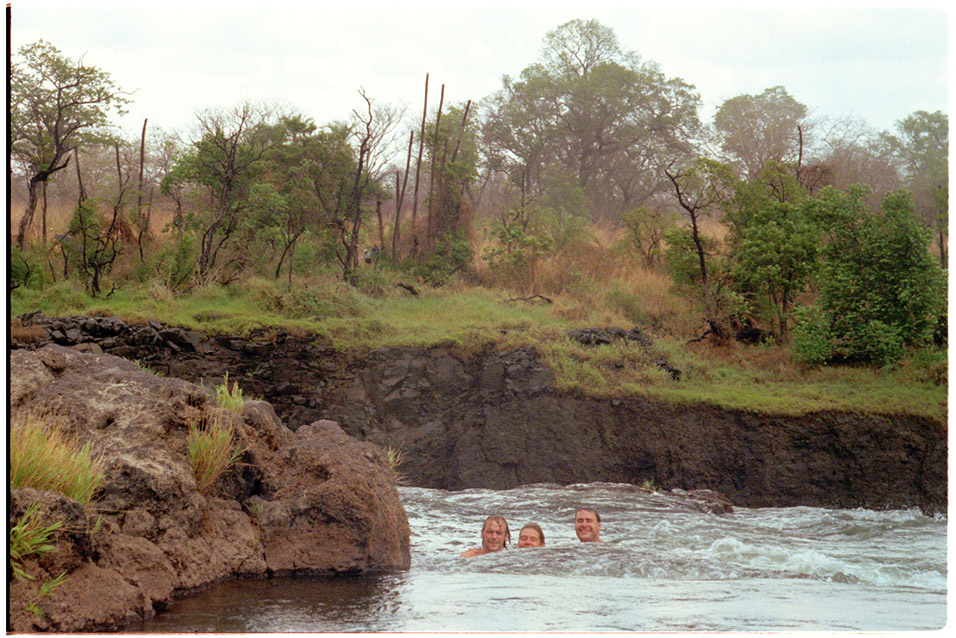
left=136, top=483, right=947, bottom=632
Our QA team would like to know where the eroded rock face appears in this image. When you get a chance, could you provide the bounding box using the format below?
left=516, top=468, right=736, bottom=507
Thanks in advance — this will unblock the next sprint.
left=7, top=345, right=410, bottom=633
left=10, top=314, right=948, bottom=515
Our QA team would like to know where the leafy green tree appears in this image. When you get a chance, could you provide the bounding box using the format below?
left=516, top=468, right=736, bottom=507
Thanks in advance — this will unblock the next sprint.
left=64, top=200, right=121, bottom=296
left=166, top=102, right=280, bottom=280
left=713, top=86, right=808, bottom=180
left=793, top=186, right=946, bottom=365
left=720, top=161, right=817, bottom=341
left=253, top=115, right=325, bottom=284
left=663, top=158, right=736, bottom=285
left=11, top=40, right=130, bottom=249
left=731, top=199, right=819, bottom=340
left=881, top=110, right=948, bottom=266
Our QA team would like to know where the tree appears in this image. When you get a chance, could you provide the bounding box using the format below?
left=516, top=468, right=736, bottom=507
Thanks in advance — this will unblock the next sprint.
left=167, top=102, right=279, bottom=279
left=793, top=186, right=946, bottom=365
left=882, top=110, right=948, bottom=266
left=11, top=40, right=129, bottom=249
left=731, top=198, right=819, bottom=341
left=713, top=86, right=808, bottom=180
left=664, top=158, right=735, bottom=285
left=339, top=90, right=402, bottom=282
left=482, top=20, right=701, bottom=222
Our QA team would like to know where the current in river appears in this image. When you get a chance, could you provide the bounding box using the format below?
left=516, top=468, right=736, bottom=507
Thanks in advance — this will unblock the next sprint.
left=135, top=482, right=947, bottom=632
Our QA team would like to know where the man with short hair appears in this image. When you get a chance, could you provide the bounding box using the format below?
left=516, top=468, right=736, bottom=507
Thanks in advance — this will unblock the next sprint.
left=574, top=508, right=602, bottom=542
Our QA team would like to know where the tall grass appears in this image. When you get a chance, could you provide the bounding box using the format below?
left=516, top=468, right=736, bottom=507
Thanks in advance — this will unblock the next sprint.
left=9, top=412, right=104, bottom=504
left=187, top=412, right=244, bottom=493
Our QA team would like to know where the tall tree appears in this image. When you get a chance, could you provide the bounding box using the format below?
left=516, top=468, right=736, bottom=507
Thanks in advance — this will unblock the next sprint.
left=482, top=20, right=701, bottom=221
left=11, top=40, right=129, bottom=249
left=712, top=86, right=808, bottom=180
left=882, top=110, right=948, bottom=266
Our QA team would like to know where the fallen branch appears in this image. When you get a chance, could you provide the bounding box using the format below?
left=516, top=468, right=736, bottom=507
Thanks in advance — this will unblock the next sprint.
left=396, top=282, right=419, bottom=296
left=506, top=294, right=553, bottom=304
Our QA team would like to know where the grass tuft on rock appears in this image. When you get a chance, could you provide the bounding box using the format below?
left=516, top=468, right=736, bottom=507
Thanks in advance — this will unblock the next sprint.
left=215, top=373, right=247, bottom=412
left=9, top=411, right=104, bottom=505
left=187, top=411, right=244, bottom=493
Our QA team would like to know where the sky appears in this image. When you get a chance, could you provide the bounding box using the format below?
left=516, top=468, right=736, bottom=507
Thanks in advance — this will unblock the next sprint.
left=7, top=1, right=951, bottom=142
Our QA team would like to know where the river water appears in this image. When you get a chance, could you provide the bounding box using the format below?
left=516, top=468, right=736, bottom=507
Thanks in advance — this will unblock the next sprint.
left=136, top=483, right=947, bottom=633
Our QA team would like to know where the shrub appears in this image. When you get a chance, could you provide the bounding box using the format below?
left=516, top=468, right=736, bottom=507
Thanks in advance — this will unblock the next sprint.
left=187, top=412, right=243, bottom=493
left=9, top=412, right=104, bottom=504
left=415, top=230, right=473, bottom=287
left=791, top=305, right=832, bottom=366
left=803, top=186, right=947, bottom=365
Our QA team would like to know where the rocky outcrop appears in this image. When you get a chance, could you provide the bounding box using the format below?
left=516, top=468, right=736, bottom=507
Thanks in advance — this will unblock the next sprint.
left=8, top=345, right=410, bottom=633
left=11, top=313, right=948, bottom=515
left=327, top=346, right=946, bottom=514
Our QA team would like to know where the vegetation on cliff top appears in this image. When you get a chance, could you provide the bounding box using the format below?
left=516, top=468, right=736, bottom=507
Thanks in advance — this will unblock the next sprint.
left=9, top=21, right=947, bottom=424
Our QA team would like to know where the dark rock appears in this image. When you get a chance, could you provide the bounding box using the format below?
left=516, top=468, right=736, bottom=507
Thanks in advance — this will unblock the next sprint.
left=8, top=345, right=410, bottom=633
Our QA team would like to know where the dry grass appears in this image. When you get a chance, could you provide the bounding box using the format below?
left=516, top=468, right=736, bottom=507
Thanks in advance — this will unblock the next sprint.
left=10, top=318, right=48, bottom=344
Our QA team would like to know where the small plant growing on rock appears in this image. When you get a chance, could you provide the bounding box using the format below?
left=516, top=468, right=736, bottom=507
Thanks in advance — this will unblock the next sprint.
left=9, top=411, right=104, bottom=504
left=384, top=444, right=407, bottom=484
left=10, top=503, right=69, bottom=617
left=215, top=373, right=247, bottom=412
left=9, top=503, right=63, bottom=582
left=187, top=412, right=244, bottom=493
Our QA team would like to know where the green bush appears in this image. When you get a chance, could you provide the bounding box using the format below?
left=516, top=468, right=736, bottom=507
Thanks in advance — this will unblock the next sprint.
left=215, top=373, right=247, bottom=412
left=415, top=230, right=473, bottom=287
left=800, top=186, right=946, bottom=365
left=10, top=245, right=45, bottom=290
left=791, top=305, right=832, bottom=366
left=9, top=503, right=63, bottom=582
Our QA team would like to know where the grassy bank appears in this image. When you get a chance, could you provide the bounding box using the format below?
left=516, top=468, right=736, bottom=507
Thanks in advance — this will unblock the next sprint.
left=9, top=273, right=948, bottom=424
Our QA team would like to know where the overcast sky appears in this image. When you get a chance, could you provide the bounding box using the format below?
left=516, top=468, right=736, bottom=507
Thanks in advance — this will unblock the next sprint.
left=8, top=1, right=950, bottom=141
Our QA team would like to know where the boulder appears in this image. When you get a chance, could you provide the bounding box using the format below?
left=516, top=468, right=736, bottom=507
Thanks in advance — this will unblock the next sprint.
left=7, top=345, right=410, bottom=633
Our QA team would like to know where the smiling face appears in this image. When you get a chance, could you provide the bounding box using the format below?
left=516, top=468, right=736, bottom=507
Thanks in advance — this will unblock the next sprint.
left=574, top=509, right=601, bottom=542
left=517, top=524, right=544, bottom=548
left=481, top=518, right=508, bottom=552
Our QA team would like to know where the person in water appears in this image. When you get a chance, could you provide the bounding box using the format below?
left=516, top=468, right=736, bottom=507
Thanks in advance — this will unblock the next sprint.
left=517, top=523, right=545, bottom=548
left=461, top=515, right=510, bottom=557
left=574, top=508, right=602, bottom=542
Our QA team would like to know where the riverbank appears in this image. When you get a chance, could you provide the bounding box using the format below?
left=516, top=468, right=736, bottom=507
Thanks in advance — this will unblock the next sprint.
left=10, top=313, right=947, bottom=514
left=8, top=345, right=410, bottom=632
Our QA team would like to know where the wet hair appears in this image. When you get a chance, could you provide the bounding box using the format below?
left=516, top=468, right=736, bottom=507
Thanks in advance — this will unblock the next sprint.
left=482, top=515, right=511, bottom=548
left=576, top=508, right=601, bottom=523
left=520, top=522, right=545, bottom=546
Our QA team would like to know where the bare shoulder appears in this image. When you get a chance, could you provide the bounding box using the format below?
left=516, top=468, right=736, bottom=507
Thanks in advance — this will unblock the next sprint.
left=460, top=547, right=482, bottom=557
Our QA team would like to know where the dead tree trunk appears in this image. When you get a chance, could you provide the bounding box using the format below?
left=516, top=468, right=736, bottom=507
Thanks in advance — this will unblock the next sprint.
left=410, top=73, right=429, bottom=257
left=426, top=83, right=445, bottom=248
left=392, top=130, right=414, bottom=261
left=137, top=118, right=148, bottom=261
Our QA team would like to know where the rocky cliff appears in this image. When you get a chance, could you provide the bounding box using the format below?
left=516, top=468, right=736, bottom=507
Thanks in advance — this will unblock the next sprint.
left=11, top=313, right=948, bottom=515
left=8, top=344, right=410, bottom=633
